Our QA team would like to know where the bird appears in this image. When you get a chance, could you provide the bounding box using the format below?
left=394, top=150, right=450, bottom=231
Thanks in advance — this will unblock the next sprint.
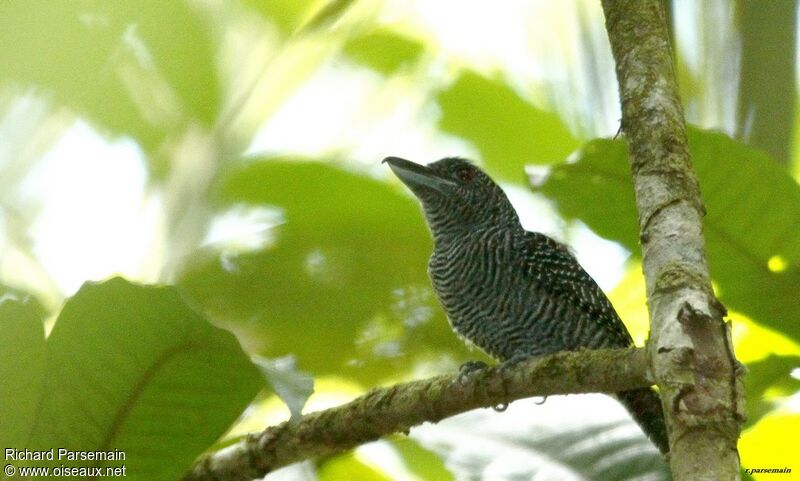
left=383, top=155, right=669, bottom=455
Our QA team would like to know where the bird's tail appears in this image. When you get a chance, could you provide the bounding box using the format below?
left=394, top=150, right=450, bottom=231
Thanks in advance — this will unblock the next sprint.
left=616, top=387, right=670, bottom=455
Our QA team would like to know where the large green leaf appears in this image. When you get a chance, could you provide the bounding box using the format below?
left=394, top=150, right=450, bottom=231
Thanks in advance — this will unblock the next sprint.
left=0, top=286, right=47, bottom=448
left=25, top=277, right=262, bottom=481
left=437, top=71, right=580, bottom=183
left=179, top=159, right=478, bottom=383
left=534, top=127, right=800, bottom=342
left=0, top=0, right=220, bottom=152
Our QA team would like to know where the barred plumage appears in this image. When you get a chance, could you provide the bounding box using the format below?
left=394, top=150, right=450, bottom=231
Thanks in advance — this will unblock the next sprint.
left=384, top=155, right=669, bottom=455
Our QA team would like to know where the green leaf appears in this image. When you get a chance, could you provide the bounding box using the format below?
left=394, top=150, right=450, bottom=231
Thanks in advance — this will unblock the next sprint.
left=343, top=30, right=424, bottom=75
left=0, top=0, right=220, bottom=152
left=534, top=127, right=800, bottom=342
left=0, top=286, right=47, bottom=448
left=27, top=277, right=262, bottom=481
left=437, top=71, right=580, bottom=183
left=179, top=159, right=477, bottom=383
left=536, top=138, right=639, bottom=249
left=253, top=355, right=314, bottom=420
left=742, top=355, right=800, bottom=429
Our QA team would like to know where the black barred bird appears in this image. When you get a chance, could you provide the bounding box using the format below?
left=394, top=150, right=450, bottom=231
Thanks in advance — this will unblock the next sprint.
left=383, top=155, right=669, bottom=455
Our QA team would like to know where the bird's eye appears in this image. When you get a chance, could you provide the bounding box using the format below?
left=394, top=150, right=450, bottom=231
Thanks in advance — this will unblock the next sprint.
left=457, top=167, right=475, bottom=183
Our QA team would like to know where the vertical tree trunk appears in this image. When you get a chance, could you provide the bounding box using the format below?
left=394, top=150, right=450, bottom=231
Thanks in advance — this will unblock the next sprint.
left=600, top=1, right=746, bottom=480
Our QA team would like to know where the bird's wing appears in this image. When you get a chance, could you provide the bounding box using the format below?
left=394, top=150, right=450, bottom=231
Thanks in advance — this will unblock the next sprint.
left=521, top=231, right=634, bottom=347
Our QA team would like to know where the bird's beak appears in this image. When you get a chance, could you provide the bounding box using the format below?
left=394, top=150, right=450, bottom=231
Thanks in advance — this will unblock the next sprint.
left=383, top=156, right=457, bottom=194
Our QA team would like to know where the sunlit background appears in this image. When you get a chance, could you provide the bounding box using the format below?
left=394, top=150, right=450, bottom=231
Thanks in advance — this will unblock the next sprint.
left=2, top=0, right=799, bottom=479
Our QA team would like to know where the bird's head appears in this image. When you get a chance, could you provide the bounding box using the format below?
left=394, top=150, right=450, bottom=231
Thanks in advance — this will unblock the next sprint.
left=384, top=156, right=520, bottom=241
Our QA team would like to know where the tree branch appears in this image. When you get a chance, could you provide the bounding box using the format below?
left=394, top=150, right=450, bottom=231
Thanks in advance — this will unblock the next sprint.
left=183, top=348, right=651, bottom=481
left=600, top=1, right=746, bottom=480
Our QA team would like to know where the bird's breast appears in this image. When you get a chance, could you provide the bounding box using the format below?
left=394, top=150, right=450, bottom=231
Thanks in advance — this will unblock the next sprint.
left=428, top=232, right=522, bottom=338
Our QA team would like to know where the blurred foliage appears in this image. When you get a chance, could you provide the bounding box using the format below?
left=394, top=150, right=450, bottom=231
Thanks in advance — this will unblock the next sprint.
left=535, top=127, right=800, bottom=342
left=12, top=278, right=262, bottom=481
left=743, top=355, right=800, bottom=429
left=534, top=127, right=800, bottom=476
left=437, top=72, right=581, bottom=183
left=415, top=414, right=670, bottom=481
left=243, top=0, right=316, bottom=35
left=735, top=0, right=797, bottom=166
left=344, top=29, right=424, bottom=75
left=315, top=437, right=454, bottom=481
left=389, top=437, right=455, bottom=481
left=244, top=0, right=359, bottom=39
left=318, top=452, right=392, bottom=481
left=739, top=410, right=800, bottom=478
left=1, top=0, right=798, bottom=480
left=608, top=264, right=653, bottom=347
left=0, top=0, right=219, bottom=157
left=0, top=285, right=47, bottom=449
left=178, top=159, right=477, bottom=383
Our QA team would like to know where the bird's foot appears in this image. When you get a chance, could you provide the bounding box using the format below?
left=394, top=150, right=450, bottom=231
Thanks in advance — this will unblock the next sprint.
left=457, top=360, right=488, bottom=384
